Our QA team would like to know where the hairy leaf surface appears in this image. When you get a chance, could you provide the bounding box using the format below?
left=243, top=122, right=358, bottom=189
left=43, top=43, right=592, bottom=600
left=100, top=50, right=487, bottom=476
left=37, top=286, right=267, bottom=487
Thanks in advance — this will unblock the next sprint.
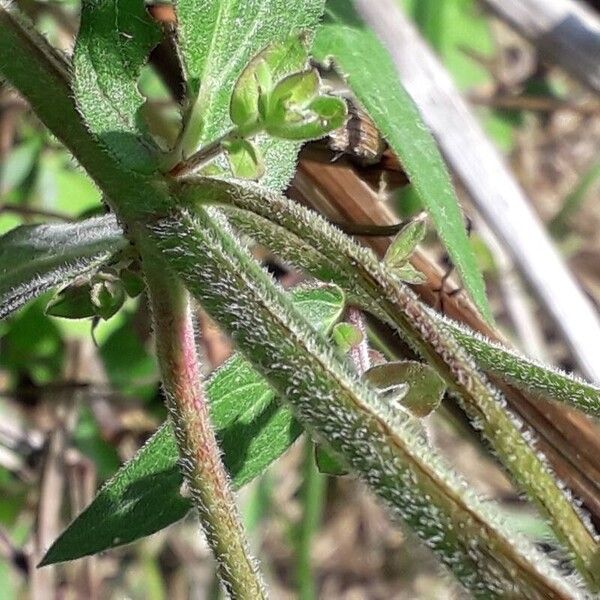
left=222, top=179, right=600, bottom=417
left=74, top=0, right=162, bottom=172
left=41, top=285, right=344, bottom=564
left=175, top=0, right=326, bottom=189
left=146, top=205, right=578, bottom=598
left=437, top=315, right=600, bottom=418
left=313, top=3, right=491, bottom=321
left=184, top=179, right=599, bottom=587
left=0, top=216, right=126, bottom=320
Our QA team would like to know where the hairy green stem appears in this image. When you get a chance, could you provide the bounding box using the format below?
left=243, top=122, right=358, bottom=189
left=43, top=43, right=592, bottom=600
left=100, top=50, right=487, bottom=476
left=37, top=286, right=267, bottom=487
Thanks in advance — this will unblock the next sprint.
left=174, top=177, right=600, bottom=589
left=169, top=128, right=236, bottom=178
left=147, top=206, right=581, bottom=598
left=142, top=250, right=267, bottom=600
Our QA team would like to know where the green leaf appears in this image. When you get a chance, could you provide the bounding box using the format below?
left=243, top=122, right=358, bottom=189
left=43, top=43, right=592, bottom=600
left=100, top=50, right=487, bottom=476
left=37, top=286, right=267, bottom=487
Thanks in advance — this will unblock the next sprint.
left=314, top=445, right=348, bottom=476
left=220, top=186, right=600, bottom=420
left=0, top=216, right=127, bottom=320
left=73, top=0, right=162, bottom=172
left=309, top=95, right=348, bottom=121
left=183, top=184, right=600, bottom=588
left=0, top=138, right=42, bottom=195
left=313, top=5, right=491, bottom=321
left=225, top=197, right=600, bottom=419
left=332, top=322, right=363, bottom=353
left=175, top=0, right=326, bottom=190
left=46, top=283, right=96, bottom=319
left=99, top=312, right=158, bottom=401
left=0, top=298, right=65, bottom=384
left=120, top=269, right=145, bottom=298
left=394, top=263, right=426, bottom=284
left=147, top=206, right=579, bottom=596
left=435, top=314, right=600, bottom=419
left=90, top=279, right=126, bottom=320
left=224, top=138, right=265, bottom=180
left=42, top=284, right=344, bottom=564
left=384, top=215, right=427, bottom=268
left=266, top=91, right=347, bottom=141
left=268, top=69, right=320, bottom=116
left=230, top=34, right=309, bottom=132
left=364, top=361, right=446, bottom=418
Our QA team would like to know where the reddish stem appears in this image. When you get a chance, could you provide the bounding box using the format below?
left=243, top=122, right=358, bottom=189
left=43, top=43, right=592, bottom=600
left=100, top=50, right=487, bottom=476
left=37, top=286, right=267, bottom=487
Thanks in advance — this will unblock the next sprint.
left=143, top=255, right=266, bottom=599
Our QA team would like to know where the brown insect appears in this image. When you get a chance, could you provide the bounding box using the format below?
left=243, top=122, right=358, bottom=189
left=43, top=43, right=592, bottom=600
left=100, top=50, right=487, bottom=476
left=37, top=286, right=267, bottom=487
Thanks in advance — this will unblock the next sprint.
left=327, top=98, right=386, bottom=166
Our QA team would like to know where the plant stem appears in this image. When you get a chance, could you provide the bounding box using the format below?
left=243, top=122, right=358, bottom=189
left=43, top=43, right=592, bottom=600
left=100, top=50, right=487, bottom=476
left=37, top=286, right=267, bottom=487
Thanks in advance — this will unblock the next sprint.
left=168, top=130, right=234, bottom=178
left=149, top=206, right=580, bottom=598
left=0, top=204, right=73, bottom=221
left=295, top=438, right=326, bottom=600
left=175, top=178, right=600, bottom=589
left=142, top=250, right=267, bottom=600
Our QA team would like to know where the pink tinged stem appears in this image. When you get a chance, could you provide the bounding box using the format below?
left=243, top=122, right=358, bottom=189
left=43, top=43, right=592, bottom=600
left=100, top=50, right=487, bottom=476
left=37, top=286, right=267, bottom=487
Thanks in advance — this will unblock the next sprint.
left=142, top=255, right=267, bottom=599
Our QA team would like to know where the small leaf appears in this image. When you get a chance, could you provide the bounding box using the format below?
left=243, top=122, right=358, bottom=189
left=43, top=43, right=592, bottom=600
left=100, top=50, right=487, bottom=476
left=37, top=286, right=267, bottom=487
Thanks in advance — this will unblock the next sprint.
left=175, top=0, right=326, bottom=190
left=224, top=138, right=265, bottom=180
left=231, top=57, right=273, bottom=131
left=364, top=361, right=446, bottom=418
left=46, top=283, right=96, bottom=319
left=120, top=269, right=145, bottom=298
left=309, top=95, right=348, bottom=121
left=332, top=321, right=363, bottom=353
left=385, top=215, right=427, bottom=268
left=91, top=279, right=126, bottom=320
left=42, top=284, right=345, bottom=564
left=230, top=35, right=309, bottom=132
left=268, top=69, right=320, bottom=118
left=0, top=138, right=41, bottom=195
left=314, top=445, right=348, bottom=476
left=0, top=215, right=126, bottom=321
left=393, top=263, right=426, bottom=284
left=265, top=94, right=347, bottom=141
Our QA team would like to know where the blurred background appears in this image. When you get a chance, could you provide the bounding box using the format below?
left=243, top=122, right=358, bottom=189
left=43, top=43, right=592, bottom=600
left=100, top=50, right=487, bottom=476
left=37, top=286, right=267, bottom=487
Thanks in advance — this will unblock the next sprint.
left=1, top=0, right=599, bottom=598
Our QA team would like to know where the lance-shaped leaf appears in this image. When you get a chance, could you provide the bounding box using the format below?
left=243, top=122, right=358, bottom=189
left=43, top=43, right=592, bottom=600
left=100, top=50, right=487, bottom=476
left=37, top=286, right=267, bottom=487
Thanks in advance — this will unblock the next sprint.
left=435, top=313, right=600, bottom=419
left=175, top=0, right=326, bottom=190
left=146, top=205, right=579, bottom=597
left=313, top=5, right=491, bottom=321
left=73, top=0, right=162, bottom=172
left=384, top=214, right=427, bottom=268
left=0, top=215, right=126, bottom=320
left=41, top=284, right=344, bottom=564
